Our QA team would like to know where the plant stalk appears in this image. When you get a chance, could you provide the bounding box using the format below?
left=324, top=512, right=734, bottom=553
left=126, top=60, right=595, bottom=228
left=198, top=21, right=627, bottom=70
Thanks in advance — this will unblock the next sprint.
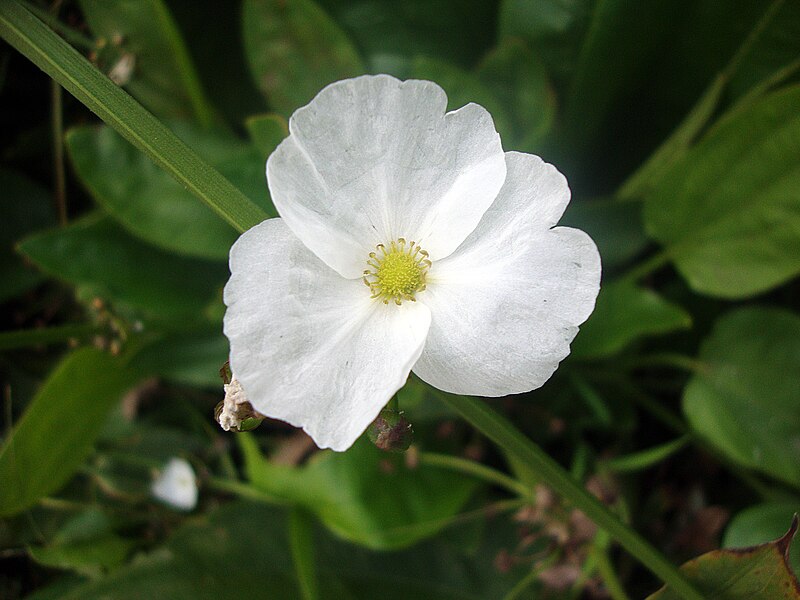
left=437, top=393, right=704, bottom=600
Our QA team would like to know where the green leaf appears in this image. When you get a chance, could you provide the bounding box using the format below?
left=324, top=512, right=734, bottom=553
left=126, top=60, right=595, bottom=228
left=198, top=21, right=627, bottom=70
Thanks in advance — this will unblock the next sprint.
left=561, top=0, right=677, bottom=154
left=475, top=38, right=555, bottom=151
left=725, top=503, right=800, bottom=575
left=560, top=197, right=649, bottom=271
left=0, top=1, right=266, bottom=233
left=646, top=0, right=799, bottom=122
left=644, top=85, right=800, bottom=298
left=131, top=329, right=228, bottom=387
left=28, top=535, right=135, bottom=578
left=0, top=348, right=136, bottom=516
left=242, top=0, right=364, bottom=117
left=77, top=0, right=214, bottom=125
left=498, top=0, right=594, bottom=84
left=618, top=1, right=799, bottom=201
left=409, top=56, right=513, bottom=143
left=0, top=168, right=55, bottom=301
left=58, top=500, right=522, bottom=599
left=289, top=508, right=320, bottom=600
left=571, top=281, right=692, bottom=359
left=683, top=308, right=800, bottom=487
left=647, top=518, right=800, bottom=599
left=728, top=1, right=800, bottom=98
left=246, top=113, right=288, bottom=160
left=317, top=0, right=499, bottom=73
left=18, top=214, right=228, bottom=322
left=240, top=435, right=477, bottom=550
left=66, top=123, right=270, bottom=260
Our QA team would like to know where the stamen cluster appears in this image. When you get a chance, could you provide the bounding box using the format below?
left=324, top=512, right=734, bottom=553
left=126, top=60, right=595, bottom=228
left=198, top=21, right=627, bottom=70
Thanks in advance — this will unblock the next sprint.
left=363, top=238, right=431, bottom=305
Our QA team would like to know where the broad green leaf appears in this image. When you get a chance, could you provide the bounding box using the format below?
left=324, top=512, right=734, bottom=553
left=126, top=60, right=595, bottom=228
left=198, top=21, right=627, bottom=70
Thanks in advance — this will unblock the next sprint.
left=246, top=113, right=288, bottom=160
left=475, top=38, right=555, bottom=151
left=28, top=536, right=135, bottom=578
left=560, top=197, right=648, bottom=271
left=131, top=329, right=228, bottom=388
left=644, top=85, right=800, bottom=298
left=498, top=0, right=594, bottom=84
left=648, top=518, right=800, bottom=599
left=18, top=214, right=228, bottom=322
left=89, top=424, right=205, bottom=497
left=725, top=503, right=800, bottom=575
left=0, top=348, right=136, bottom=516
left=66, top=123, right=270, bottom=260
left=0, top=1, right=266, bottom=233
left=22, top=576, right=86, bottom=600
left=318, top=0, right=498, bottom=73
left=409, top=57, right=513, bottom=142
left=77, top=0, right=213, bottom=125
left=59, top=500, right=522, bottom=599
left=572, top=281, right=691, bottom=359
left=0, top=168, right=55, bottom=301
left=241, top=435, right=477, bottom=550
left=683, top=308, right=800, bottom=487
left=242, top=0, right=364, bottom=116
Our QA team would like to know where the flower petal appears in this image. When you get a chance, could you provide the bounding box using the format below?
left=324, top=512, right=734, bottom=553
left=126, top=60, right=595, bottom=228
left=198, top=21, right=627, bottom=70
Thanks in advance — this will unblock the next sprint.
left=412, top=152, right=601, bottom=396
left=224, top=218, right=431, bottom=451
left=267, top=74, right=507, bottom=278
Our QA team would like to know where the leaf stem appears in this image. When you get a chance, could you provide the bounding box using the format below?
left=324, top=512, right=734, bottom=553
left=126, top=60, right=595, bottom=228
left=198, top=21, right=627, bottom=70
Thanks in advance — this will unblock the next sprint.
left=602, top=435, right=691, bottom=474
left=22, top=1, right=96, bottom=50
left=616, top=0, right=786, bottom=201
left=418, top=451, right=532, bottom=498
left=502, top=552, right=560, bottom=600
left=620, top=251, right=670, bottom=283
left=289, top=508, right=320, bottom=600
left=206, top=477, right=288, bottom=505
left=0, top=322, right=101, bottom=351
left=618, top=353, right=709, bottom=375
left=594, top=547, right=631, bottom=600
left=436, top=392, right=705, bottom=600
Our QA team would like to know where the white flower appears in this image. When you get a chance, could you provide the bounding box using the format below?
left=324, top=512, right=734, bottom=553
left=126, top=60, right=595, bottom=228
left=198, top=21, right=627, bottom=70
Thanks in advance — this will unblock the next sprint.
left=224, top=75, right=601, bottom=452
left=151, top=458, right=198, bottom=511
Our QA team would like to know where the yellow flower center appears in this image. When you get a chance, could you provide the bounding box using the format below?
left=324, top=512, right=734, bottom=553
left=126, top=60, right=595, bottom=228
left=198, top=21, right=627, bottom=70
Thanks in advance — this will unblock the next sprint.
left=363, top=238, right=431, bottom=305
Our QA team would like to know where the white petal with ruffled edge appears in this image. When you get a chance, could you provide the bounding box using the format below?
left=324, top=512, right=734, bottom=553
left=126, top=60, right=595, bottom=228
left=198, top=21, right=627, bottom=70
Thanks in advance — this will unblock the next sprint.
left=412, top=152, right=601, bottom=396
left=267, top=74, right=507, bottom=278
left=224, top=218, right=431, bottom=451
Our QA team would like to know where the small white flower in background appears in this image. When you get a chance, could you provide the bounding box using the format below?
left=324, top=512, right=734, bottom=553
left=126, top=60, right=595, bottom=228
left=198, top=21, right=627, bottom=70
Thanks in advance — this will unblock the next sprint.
left=151, top=458, right=198, bottom=511
left=224, top=74, right=601, bottom=452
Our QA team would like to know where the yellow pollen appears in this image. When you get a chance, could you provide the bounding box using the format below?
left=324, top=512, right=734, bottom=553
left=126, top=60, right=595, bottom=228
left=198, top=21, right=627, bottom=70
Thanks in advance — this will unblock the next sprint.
left=362, top=238, right=431, bottom=305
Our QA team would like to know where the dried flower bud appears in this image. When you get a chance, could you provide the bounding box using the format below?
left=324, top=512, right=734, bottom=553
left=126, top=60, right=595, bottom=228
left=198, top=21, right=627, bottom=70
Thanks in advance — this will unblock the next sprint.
left=367, top=407, right=413, bottom=452
left=215, top=368, right=264, bottom=432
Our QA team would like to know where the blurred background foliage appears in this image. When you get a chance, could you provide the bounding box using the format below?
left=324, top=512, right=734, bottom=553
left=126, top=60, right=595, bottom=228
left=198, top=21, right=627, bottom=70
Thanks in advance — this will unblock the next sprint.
left=1, top=0, right=800, bottom=598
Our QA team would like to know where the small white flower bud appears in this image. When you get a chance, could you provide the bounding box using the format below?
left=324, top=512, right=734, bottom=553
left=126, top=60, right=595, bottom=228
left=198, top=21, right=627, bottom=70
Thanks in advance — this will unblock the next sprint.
left=151, top=458, right=197, bottom=511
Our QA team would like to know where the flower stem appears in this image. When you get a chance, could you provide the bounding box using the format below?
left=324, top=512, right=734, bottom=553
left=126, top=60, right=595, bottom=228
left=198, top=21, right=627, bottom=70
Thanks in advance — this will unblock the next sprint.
left=436, top=392, right=705, bottom=600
